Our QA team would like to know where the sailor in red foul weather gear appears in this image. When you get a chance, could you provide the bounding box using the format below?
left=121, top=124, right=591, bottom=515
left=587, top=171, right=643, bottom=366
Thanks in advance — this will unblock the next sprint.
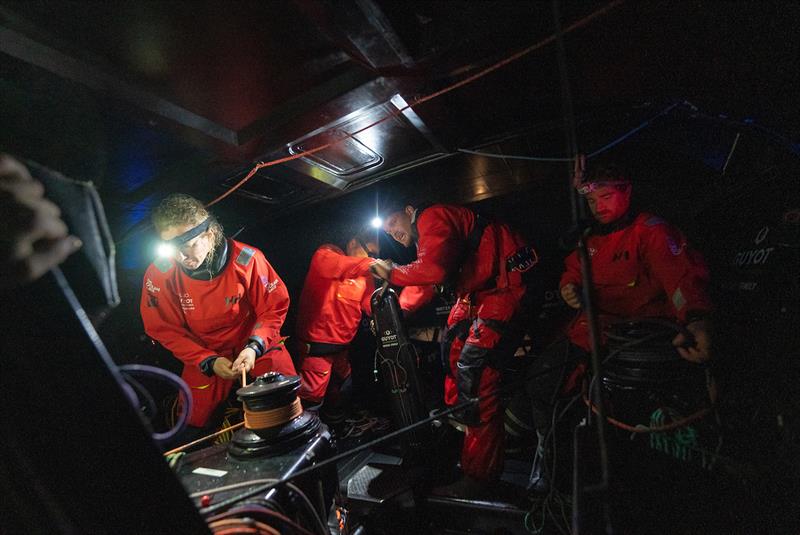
left=372, top=203, right=537, bottom=484
left=517, top=162, right=713, bottom=493
left=141, top=194, right=295, bottom=431
left=295, top=238, right=377, bottom=413
left=561, top=162, right=713, bottom=359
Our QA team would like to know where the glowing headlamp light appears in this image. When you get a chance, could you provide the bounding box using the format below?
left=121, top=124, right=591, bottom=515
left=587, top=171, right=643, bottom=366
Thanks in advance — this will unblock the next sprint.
left=156, top=242, right=176, bottom=258
left=370, top=216, right=383, bottom=229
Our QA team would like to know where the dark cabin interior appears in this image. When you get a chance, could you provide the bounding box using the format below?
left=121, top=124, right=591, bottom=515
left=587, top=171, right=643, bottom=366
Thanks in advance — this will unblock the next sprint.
left=1, top=1, right=798, bottom=534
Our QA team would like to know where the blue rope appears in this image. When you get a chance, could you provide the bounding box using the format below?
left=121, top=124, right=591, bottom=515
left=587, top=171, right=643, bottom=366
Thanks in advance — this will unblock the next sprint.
left=458, top=102, right=682, bottom=162
left=460, top=102, right=800, bottom=162
left=586, top=102, right=681, bottom=158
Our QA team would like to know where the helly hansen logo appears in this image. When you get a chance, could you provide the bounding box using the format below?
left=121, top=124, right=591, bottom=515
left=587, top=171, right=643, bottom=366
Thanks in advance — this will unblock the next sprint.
left=225, top=295, right=242, bottom=306
left=506, top=245, right=539, bottom=273
left=612, top=251, right=630, bottom=262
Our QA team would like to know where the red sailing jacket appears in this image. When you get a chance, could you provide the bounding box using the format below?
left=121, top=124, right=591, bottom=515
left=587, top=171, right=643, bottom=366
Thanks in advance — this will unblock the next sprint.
left=560, top=212, right=713, bottom=350
left=141, top=239, right=289, bottom=368
left=295, top=244, right=374, bottom=345
left=389, top=204, right=531, bottom=296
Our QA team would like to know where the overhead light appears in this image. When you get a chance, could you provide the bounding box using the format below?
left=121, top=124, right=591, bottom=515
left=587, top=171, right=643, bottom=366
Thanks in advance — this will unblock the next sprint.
left=290, top=129, right=382, bottom=177
left=280, top=92, right=443, bottom=191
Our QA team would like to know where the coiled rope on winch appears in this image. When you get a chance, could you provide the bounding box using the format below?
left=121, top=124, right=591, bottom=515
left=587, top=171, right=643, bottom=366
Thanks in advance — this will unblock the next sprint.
left=243, top=398, right=303, bottom=430
left=164, top=371, right=304, bottom=456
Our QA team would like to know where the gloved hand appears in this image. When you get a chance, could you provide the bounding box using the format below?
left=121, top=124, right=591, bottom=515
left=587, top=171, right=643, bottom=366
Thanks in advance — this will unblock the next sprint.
left=370, top=259, right=394, bottom=281
left=560, top=283, right=581, bottom=309
left=212, top=357, right=239, bottom=380
left=673, top=319, right=711, bottom=363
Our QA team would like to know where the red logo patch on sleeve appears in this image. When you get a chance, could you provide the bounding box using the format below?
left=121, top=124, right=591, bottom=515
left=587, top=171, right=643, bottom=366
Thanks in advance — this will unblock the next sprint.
left=666, top=235, right=686, bottom=256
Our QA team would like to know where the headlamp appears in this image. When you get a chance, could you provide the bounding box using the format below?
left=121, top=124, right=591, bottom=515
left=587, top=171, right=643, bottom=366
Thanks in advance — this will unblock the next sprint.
left=576, top=181, right=630, bottom=195
left=370, top=216, right=383, bottom=229
left=155, top=217, right=213, bottom=258
left=169, top=217, right=213, bottom=246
